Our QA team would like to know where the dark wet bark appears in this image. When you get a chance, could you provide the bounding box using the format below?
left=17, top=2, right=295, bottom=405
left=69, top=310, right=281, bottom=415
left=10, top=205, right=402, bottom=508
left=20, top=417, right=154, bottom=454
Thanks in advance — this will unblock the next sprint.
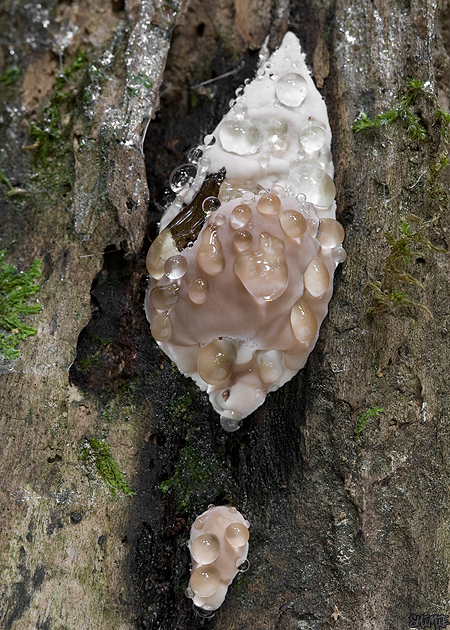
left=1, top=1, right=450, bottom=629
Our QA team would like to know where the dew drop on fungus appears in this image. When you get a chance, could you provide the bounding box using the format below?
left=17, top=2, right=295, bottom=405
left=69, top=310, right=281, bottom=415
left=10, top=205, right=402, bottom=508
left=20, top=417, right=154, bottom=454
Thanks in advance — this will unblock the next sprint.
left=257, top=193, right=281, bottom=215
left=219, top=119, right=262, bottom=155
left=202, top=196, right=221, bottom=214
left=255, top=349, right=285, bottom=384
left=188, top=277, right=209, bottom=304
left=164, top=255, right=187, bottom=279
left=304, top=256, right=330, bottom=298
left=290, top=298, right=317, bottom=342
left=194, top=516, right=206, bottom=529
left=233, top=230, right=253, bottom=251
left=275, top=72, right=308, bottom=107
left=190, top=567, right=221, bottom=597
left=220, top=410, right=242, bottom=432
left=169, top=163, right=197, bottom=193
left=191, top=534, right=220, bottom=564
left=267, top=117, right=288, bottom=141
left=225, top=523, right=250, bottom=547
left=332, top=246, right=347, bottom=263
left=146, top=228, right=178, bottom=280
left=316, top=218, right=345, bottom=248
left=151, top=312, right=172, bottom=342
left=230, top=203, right=252, bottom=230
left=234, top=232, right=288, bottom=301
left=300, top=125, right=326, bottom=152
left=197, top=225, right=225, bottom=276
left=197, top=338, right=237, bottom=385
left=213, top=213, right=226, bottom=226
left=279, top=209, right=307, bottom=238
left=286, top=160, right=336, bottom=207
left=150, top=283, right=180, bottom=310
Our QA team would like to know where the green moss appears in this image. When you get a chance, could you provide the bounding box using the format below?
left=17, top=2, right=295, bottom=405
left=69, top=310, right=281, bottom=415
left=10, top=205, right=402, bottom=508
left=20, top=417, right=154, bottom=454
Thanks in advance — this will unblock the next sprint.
left=353, top=79, right=432, bottom=141
left=159, top=443, right=222, bottom=509
left=355, top=407, right=383, bottom=445
left=79, top=437, right=134, bottom=496
left=0, top=250, right=43, bottom=362
left=78, top=354, right=101, bottom=373
left=353, top=80, right=450, bottom=316
left=368, top=213, right=446, bottom=316
left=0, top=66, right=21, bottom=85
left=29, top=50, right=88, bottom=163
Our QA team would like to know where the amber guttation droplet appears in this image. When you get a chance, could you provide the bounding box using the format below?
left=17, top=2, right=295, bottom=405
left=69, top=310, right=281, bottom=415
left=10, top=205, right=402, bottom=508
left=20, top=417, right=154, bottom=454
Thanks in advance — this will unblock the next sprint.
left=304, top=256, right=330, bottom=298
left=188, top=277, right=209, bottom=304
left=225, top=523, right=249, bottom=547
left=151, top=312, right=172, bottom=342
left=316, top=218, right=345, bottom=248
left=146, top=228, right=178, bottom=280
left=233, top=230, right=253, bottom=251
left=230, top=203, right=252, bottom=230
left=290, top=298, right=317, bottom=342
left=190, top=567, right=220, bottom=597
left=255, top=349, right=285, bottom=384
left=234, top=232, right=288, bottom=301
left=197, top=338, right=236, bottom=385
left=191, top=534, right=220, bottom=565
left=257, top=193, right=281, bottom=215
left=150, top=283, right=180, bottom=310
left=279, top=209, right=307, bottom=238
left=197, top=225, right=225, bottom=276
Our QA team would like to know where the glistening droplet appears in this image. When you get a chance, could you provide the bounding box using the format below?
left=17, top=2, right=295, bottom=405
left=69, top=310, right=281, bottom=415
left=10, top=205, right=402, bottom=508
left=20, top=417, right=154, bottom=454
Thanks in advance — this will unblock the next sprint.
left=290, top=298, right=317, bottom=342
left=304, top=257, right=330, bottom=298
left=276, top=72, right=308, bottom=107
left=197, top=338, right=237, bottom=385
left=191, top=534, right=220, bottom=565
left=190, top=567, right=220, bottom=598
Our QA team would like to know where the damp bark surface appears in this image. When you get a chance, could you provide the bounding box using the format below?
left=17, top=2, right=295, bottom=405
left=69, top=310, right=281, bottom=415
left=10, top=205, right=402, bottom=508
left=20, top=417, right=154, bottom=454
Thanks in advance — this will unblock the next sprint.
left=1, top=1, right=450, bottom=630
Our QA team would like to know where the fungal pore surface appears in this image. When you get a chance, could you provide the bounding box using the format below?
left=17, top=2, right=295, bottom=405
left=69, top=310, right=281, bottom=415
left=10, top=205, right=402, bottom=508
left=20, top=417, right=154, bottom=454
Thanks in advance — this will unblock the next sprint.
left=145, top=32, right=345, bottom=431
left=185, top=505, right=250, bottom=612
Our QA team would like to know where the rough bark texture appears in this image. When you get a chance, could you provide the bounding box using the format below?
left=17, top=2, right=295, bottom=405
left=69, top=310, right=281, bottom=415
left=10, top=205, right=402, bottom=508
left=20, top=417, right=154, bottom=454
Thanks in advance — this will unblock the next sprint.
left=1, top=1, right=450, bottom=629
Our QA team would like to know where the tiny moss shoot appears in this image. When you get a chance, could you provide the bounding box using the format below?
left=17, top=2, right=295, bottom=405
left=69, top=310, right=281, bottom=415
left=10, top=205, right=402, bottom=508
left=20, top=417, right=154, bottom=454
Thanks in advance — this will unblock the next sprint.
left=0, top=66, right=21, bottom=85
left=0, top=250, right=43, bottom=362
left=368, top=214, right=446, bottom=316
left=28, top=50, right=88, bottom=162
left=353, top=80, right=450, bottom=315
left=355, top=407, right=383, bottom=444
left=79, top=437, right=134, bottom=497
left=159, top=443, right=221, bottom=509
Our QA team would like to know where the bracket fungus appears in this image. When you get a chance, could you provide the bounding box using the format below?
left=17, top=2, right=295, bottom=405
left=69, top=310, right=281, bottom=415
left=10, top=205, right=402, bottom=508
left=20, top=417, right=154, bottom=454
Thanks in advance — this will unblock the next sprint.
left=185, top=505, right=250, bottom=612
left=145, top=32, right=345, bottom=430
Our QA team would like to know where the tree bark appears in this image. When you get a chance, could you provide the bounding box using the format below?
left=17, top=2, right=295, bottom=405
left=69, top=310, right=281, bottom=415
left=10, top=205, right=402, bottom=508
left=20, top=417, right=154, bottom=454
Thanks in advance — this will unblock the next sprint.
left=1, top=1, right=450, bottom=630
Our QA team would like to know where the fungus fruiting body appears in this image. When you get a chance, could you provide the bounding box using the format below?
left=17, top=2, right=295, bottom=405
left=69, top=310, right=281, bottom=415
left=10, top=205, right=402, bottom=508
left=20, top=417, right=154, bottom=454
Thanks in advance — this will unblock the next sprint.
left=185, top=505, right=250, bottom=612
left=145, top=32, right=345, bottom=430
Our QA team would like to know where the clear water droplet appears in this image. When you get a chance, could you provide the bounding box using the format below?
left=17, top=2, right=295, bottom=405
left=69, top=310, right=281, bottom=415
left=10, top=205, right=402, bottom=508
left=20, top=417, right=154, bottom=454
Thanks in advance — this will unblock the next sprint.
left=169, top=163, right=197, bottom=193
left=300, top=125, right=326, bottom=152
left=219, top=120, right=262, bottom=155
left=286, top=160, right=336, bottom=207
left=202, top=196, right=221, bottom=214
left=164, top=255, right=187, bottom=279
left=332, top=246, right=347, bottom=263
left=276, top=72, right=308, bottom=107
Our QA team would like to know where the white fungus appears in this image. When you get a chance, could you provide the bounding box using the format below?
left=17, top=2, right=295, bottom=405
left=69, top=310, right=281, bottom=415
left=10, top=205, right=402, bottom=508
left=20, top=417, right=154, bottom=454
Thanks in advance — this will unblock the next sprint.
left=145, top=32, right=345, bottom=430
left=185, top=505, right=250, bottom=612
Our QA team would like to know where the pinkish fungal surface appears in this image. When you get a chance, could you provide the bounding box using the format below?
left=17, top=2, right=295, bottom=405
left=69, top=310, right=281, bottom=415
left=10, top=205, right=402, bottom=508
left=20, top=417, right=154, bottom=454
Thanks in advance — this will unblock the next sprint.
left=145, top=32, right=345, bottom=431
left=185, top=505, right=250, bottom=612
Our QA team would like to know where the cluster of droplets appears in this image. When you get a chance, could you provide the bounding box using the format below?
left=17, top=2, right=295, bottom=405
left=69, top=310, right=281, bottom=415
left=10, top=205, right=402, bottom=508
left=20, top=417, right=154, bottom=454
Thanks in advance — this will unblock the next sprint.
left=146, top=185, right=345, bottom=431
left=186, top=506, right=250, bottom=612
